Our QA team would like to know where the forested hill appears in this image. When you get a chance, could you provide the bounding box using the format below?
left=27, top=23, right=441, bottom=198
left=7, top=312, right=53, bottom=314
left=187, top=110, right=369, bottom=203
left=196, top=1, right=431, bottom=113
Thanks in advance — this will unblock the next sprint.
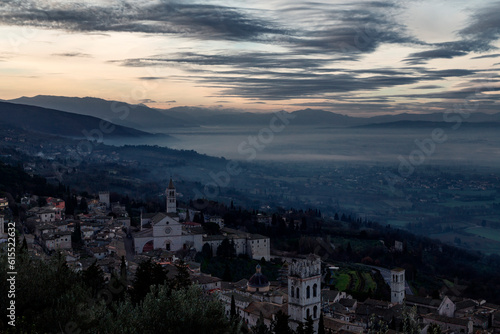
left=0, top=161, right=67, bottom=201
left=0, top=101, right=166, bottom=139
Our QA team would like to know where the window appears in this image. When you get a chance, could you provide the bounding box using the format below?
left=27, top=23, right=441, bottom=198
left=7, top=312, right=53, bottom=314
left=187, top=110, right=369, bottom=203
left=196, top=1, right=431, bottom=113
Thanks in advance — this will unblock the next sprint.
left=307, top=286, right=310, bottom=299
left=307, top=308, right=310, bottom=318
left=291, top=288, right=294, bottom=298
left=296, top=287, right=300, bottom=299
left=313, top=306, right=317, bottom=319
left=313, top=284, right=317, bottom=297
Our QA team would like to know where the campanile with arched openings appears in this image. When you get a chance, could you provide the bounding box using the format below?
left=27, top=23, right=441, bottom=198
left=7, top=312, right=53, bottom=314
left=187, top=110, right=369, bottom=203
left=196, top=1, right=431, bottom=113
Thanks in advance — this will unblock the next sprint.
left=391, top=268, right=405, bottom=304
left=166, top=178, right=176, bottom=214
left=288, top=254, right=321, bottom=332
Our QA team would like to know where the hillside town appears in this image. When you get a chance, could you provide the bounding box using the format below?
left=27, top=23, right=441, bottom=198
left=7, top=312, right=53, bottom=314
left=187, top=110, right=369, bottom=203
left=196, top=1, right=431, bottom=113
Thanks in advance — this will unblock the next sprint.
left=1, top=179, right=500, bottom=334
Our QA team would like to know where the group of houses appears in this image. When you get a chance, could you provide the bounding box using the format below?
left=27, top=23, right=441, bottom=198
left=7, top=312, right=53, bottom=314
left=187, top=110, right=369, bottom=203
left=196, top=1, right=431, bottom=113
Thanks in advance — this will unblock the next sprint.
left=3, top=177, right=500, bottom=334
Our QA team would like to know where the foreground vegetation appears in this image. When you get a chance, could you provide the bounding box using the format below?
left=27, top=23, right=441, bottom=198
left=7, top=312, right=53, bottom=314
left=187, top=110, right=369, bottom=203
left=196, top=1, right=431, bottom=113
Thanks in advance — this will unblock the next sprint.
left=0, top=244, right=237, bottom=333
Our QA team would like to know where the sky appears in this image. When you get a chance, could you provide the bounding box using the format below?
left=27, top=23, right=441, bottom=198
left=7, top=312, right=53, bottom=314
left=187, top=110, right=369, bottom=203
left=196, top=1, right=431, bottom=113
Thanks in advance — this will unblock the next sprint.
left=0, top=0, right=499, bottom=115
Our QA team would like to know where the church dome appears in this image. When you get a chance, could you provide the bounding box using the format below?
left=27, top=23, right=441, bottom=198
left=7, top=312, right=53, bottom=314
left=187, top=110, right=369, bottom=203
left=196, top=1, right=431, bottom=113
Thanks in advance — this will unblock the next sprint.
left=247, top=264, right=270, bottom=292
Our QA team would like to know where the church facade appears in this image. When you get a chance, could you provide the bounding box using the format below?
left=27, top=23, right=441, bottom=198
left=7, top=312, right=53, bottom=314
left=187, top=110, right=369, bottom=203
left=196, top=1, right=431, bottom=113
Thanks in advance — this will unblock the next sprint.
left=133, top=179, right=270, bottom=261
left=133, top=179, right=204, bottom=254
left=133, top=212, right=204, bottom=253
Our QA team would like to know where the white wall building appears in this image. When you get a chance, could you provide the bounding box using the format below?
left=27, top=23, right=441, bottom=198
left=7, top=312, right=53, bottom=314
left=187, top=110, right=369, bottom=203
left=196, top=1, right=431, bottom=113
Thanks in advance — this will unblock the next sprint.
left=43, top=231, right=72, bottom=250
left=208, top=215, right=225, bottom=228
left=134, top=180, right=270, bottom=261
left=288, top=255, right=322, bottom=332
left=166, top=178, right=176, bottom=214
left=134, top=212, right=204, bottom=253
left=0, top=215, right=5, bottom=238
left=390, top=268, right=405, bottom=304
left=99, top=191, right=110, bottom=209
left=203, top=228, right=270, bottom=261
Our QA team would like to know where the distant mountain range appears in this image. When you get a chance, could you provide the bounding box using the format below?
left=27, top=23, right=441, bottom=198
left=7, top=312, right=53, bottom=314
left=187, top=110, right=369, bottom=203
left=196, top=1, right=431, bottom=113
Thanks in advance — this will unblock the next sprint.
left=0, top=101, right=166, bottom=139
left=5, top=95, right=500, bottom=130
left=7, top=95, right=196, bottom=132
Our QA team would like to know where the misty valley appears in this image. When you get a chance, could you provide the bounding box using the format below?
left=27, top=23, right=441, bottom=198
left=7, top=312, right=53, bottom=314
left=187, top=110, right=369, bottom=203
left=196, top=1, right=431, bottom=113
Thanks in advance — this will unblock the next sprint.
left=8, top=113, right=499, bottom=255
left=0, top=99, right=499, bottom=255
left=152, top=124, right=500, bottom=255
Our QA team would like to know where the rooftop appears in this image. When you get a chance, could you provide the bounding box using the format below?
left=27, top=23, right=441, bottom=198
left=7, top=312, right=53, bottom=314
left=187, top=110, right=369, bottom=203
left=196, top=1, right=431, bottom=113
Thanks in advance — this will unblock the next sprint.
left=423, top=313, right=471, bottom=327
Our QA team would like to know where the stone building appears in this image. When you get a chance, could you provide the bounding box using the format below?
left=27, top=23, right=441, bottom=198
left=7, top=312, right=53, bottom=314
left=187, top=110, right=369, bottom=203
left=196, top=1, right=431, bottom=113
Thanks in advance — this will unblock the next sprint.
left=288, top=254, right=322, bottom=332
left=390, top=268, right=405, bottom=304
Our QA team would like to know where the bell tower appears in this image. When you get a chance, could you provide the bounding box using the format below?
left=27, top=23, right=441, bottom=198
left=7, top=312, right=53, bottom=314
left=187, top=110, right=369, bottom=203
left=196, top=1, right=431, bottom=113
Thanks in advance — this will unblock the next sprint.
left=288, top=255, right=321, bottom=332
left=391, top=268, right=405, bottom=304
left=166, top=178, right=176, bottom=214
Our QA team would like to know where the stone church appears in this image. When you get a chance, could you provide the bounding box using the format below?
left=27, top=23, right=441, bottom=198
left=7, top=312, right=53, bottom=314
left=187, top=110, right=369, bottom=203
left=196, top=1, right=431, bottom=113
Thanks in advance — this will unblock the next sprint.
left=133, top=179, right=204, bottom=254
left=133, top=179, right=271, bottom=261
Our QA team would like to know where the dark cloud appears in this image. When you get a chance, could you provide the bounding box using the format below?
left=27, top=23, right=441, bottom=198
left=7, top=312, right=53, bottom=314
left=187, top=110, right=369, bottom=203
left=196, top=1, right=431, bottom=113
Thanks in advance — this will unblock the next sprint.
left=138, top=76, right=166, bottom=80
left=349, top=68, right=412, bottom=76
left=52, top=52, right=92, bottom=58
left=193, top=71, right=421, bottom=100
left=405, top=49, right=468, bottom=64
left=459, top=1, right=500, bottom=49
left=412, top=85, right=443, bottom=90
left=0, top=1, right=285, bottom=42
left=282, top=1, right=421, bottom=55
left=405, top=2, right=500, bottom=64
left=139, top=98, right=156, bottom=103
left=119, top=50, right=485, bottom=102
left=471, top=53, right=500, bottom=60
left=2, top=0, right=498, bottom=113
left=123, top=52, right=334, bottom=70
left=422, top=69, right=476, bottom=79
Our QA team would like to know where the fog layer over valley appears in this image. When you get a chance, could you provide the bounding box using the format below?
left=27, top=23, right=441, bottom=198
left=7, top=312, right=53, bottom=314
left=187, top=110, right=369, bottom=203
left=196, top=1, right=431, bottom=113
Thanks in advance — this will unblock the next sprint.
left=2, top=99, right=500, bottom=255
left=129, top=125, right=500, bottom=166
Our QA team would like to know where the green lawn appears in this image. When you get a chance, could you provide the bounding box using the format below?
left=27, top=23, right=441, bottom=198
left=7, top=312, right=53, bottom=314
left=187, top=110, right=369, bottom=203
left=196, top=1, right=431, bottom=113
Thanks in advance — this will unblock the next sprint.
left=334, top=273, right=351, bottom=291
left=362, top=272, right=377, bottom=292
left=350, top=272, right=360, bottom=291
left=330, top=268, right=378, bottom=294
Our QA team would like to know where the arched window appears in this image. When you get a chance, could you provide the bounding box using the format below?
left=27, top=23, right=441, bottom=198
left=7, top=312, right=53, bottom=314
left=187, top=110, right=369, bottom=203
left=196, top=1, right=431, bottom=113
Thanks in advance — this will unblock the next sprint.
left=313, top=306, right=318, bottom=319
left=306, top=286, right=310, bottom=298
left=296, top=287, right=300, bottom=299
left=306, top=308, right=310, bottom=318
left=291, top=287, right=294, bottom=298
left=313, top=284, right=317, bottom=297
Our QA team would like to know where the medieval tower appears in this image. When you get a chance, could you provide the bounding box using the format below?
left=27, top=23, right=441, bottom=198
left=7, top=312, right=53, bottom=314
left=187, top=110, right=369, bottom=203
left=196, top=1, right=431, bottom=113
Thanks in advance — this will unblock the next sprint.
left=288, top=255, right=322, bottom=332
left=98, top=191, right=110, bottom=209
left=166, top=178, right=176, bottom=214
left=390, top=268, right=405, bottom=304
